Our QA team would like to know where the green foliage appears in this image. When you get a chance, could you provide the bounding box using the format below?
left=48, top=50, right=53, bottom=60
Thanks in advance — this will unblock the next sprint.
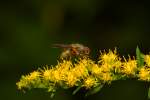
left=72, top=86, right=82, bottom=95
left=136, top=46, right=144, bottom=68
left=148, top=87, right=150, bottom=99
left=85, top=85, right=103, bottom=97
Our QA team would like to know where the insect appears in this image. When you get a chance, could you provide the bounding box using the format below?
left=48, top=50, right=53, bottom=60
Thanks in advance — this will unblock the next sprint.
left=52, top=43, right=90, bottom=59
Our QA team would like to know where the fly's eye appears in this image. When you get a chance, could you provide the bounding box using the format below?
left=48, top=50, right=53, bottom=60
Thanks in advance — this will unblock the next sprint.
left=71, top=48, right=78, bottom=55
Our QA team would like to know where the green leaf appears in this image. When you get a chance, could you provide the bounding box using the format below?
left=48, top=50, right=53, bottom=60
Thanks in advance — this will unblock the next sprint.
left=136, top=46, right=144, bottom=68
left=148, top=87, right=150, bottom=99
left=85, top=85, right=103, bottom=97
left=50, top=93, right=55, bottom=98
left=72, top=86, right=82, bottom=95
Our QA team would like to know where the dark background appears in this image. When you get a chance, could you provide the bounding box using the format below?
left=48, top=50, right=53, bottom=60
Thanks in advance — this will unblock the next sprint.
left=0, top=0, right=150, bottom=100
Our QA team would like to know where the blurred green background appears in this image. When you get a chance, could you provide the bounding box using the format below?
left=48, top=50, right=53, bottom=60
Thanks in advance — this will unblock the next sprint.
left=0, top=0, right=149, bottom=100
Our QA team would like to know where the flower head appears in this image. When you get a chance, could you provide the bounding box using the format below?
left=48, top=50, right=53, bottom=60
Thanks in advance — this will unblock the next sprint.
left=16, top=71, right=41, bottom=90
left=83, top=77, right=97, bottom=89
left=99, top=49, right=122, bottom=73
left=64, top=71, right=79, bottom=87
left=100, top=72, right=113, bottom=83
left=121, top=57, right=137, bottom=76
left=99, top=49, right=118, bottom=64
left=91, top=64, right=102, bottom=75
left=139, top=67, right=150, bottom=81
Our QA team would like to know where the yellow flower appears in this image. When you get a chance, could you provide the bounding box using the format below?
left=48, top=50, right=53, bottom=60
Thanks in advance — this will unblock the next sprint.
left=27, top=71, right=41, bottom=80
left=100, top=63, right=112, bottom=72
left=84, top=77, right=97, bottom=89
left=91, top=64, right=102, bottom=75
left=43, top=68, right=65, bottom=83
left=145, top=55, right=150, bottom=66
left=72, top=65, right=88, bottom=79
left=99, top=49, right=118, bottom=64
left=100, top=72, right=113, bottom=83
left=42, top=60, right=73, bottom=83
left=139, top=67, right=150, bottom=81
left=56, top=60, right=72, bottom=70
left=65, top=71, right=79, bottom=87
left=43, top=68, right=53, bottom=80
left=16, top=71, right=41, bottom=90
left=99, top=49, right=122, bottom=73
left=121, top=58, right=137, bottom=76
left=72, top=59, right=92, bottom=78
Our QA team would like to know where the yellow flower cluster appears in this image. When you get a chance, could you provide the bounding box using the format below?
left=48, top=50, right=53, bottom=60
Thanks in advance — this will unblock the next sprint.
left=121, top=58, right=137, bottom=76
left=16, top=49, right=150, bottom=96
left=16, top=71, right=41, bottom=90
left=84, top=77, right=97, bottom=89
left=99, top=49, right=122, bottom=73
left=138, top=67, right=150, bottom=81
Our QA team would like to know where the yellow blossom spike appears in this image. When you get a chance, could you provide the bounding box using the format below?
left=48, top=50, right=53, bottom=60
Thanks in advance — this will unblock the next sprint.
left=16, top=47, right=150, bottom=98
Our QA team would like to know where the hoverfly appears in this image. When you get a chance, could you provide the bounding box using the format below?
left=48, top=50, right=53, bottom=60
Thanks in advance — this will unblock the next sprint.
left=52, top=43, right=90, bottom=59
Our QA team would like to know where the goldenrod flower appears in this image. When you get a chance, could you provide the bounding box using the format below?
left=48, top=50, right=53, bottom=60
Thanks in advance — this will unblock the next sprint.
left=144, top=55, right=150, bottom=66
left=139, top=67, right=150, bottom=81
left=56, top=60, right=72, bottom=70
left=72, top=64, right=88, bottom=79
left=84, top=77, right=97, bottom=89
left=42, top=67, right=54, bottom=81
left=17, top=48, right=150, bottom=97
left=91, top=64, right=102, bottom=75
left=73, top=59, right=94, bottom=78
left=121, top=58, right=137, bottom=76
left=100, top=72, right=113, bottom=83
left=16, top=71, right=41, bottom=90
left=64, top=71, right=79, bottom=87
left=42, top=60, right=73, bottom=83
left=99, top=49, right=118, bottom=64
left=42, top=67, right=60, bottom=82
left=99, top=49, right=122, bottom=73
left=27, top=71, right=41, bottom=80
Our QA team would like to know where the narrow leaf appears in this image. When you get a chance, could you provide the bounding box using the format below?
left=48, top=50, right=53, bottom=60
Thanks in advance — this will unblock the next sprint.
left=136, top=46, right=144, bottom=68
left=50, top=93, right=55, bottom=98
left=72, top=86, right=82, bottom=95
left=85, top=85, right=103, bottom=97
left=148, top=87, right=150, bottom=99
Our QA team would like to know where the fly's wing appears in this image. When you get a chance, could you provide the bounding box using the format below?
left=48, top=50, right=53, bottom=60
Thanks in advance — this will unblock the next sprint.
left=52, top=44, right=72, bottom=48
left=52, top=44, right=72, bottom=59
